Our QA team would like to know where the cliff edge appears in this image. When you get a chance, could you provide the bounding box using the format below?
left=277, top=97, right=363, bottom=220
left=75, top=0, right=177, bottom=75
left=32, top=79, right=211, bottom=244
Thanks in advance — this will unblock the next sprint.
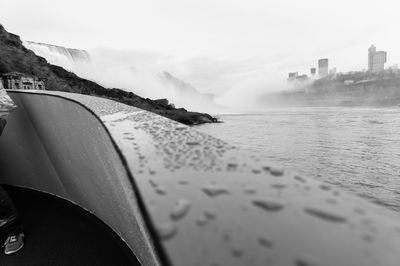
left=0, top=24, right=217, bottom=125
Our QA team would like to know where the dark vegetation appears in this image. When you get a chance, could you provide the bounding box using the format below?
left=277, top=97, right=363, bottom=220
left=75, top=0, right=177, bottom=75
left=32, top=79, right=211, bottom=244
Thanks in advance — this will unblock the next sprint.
left=0, top=24, right=217, bottom=125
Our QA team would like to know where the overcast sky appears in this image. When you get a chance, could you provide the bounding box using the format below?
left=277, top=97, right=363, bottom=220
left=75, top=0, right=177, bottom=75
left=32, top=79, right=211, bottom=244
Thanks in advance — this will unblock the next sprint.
left=2, top=0, right=400, bottom=95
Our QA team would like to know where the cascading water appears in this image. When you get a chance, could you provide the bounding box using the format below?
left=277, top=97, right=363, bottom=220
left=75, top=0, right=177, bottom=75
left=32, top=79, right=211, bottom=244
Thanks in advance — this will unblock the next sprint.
left=25, top=41, right=91, bottom=63
left=23, top=41, right=92, bottom=75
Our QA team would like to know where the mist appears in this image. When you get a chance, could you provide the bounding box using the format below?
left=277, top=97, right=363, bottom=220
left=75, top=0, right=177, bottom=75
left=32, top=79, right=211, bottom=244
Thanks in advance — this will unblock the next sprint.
left=4, top=0, right=400, bottom=114
left=24, top=41, right=292, bottom=114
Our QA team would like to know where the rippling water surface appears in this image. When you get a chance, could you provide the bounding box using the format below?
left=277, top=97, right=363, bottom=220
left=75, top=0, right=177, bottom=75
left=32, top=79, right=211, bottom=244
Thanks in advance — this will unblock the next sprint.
left=198, top=107, right=400, bottom=211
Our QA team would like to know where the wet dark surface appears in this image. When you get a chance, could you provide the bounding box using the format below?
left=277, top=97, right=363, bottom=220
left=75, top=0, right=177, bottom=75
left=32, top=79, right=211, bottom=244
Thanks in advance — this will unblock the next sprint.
left=0, top=186, right=139, bottom=266
left=0, top=117, right=6, bottom=136
left=1, top=92, right=160, bottom=265
left=70, top=91, right=400, bottom=266
left=0, top=111, right=8, bottom=136
left=3, top=90, right=400, bottom=266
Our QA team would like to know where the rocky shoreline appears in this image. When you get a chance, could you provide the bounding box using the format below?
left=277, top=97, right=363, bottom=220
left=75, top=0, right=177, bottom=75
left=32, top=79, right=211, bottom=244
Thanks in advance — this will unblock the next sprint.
left=0, top=24, right=218, bottom=126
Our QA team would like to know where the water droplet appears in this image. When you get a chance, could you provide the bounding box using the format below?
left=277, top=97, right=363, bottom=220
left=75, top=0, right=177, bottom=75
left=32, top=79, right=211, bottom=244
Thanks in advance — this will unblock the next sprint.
left=252, top=199, right=284, bottom=212
left=269, top=167, right=284, bottom=176
left=258, top=237, right=273, bottom=248
left=304, top=207, right=347, bottom=223
left=243, top=185, right=256, bottom=194
left=155, top=187, right=166, bottom=195
left=252, top=169, right=261, bottom=174
left=230, top=248, right=243, bottom=258
left=227, top=163, right=238, bottom=170
left=171, top=199, right=191, bottom=220
left=204, top=210, right=217, bottom=220
left=294, top=175, right=306, bottom=183
left=157, top=222, right=177, bottom=240
left=262, top=166, right=270, bottom=171
left=319, top=184, right=331, bottom=191
left=196, top=215, right=208, bottom=226
left=149, top=170, right=156, bottom=175
left=202, top=186, right=230, bottom=197
left=149, top=179, right=158, bottom=188
left=186, top=142, right=200, bottom=146
left=176, top=127, right=186, bottom=131
left=271, top=184, right=286, bottom=189
left=295, top=255, right=321, bottom=266
left=178, top=180, right=189, bottom=185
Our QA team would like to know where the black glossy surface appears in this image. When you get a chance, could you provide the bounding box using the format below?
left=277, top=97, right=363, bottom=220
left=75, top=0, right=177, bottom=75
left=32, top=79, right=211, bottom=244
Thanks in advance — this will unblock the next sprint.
left=0, top=185, right=140, bottom=266
left=2, top=90, right=400, bottom=266
left=0, top=91, right=159, bottom=265
left=0, top=117, right=5, bottom=136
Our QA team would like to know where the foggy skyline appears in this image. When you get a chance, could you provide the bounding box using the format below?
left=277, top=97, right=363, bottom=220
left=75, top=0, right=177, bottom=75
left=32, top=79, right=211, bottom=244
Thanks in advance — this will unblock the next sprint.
left=1, top=0, right=400, bottom=110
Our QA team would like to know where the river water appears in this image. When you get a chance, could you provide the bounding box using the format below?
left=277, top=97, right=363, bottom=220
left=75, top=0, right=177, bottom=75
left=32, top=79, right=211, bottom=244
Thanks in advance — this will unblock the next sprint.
left=198, top=107, right=400, bottom=212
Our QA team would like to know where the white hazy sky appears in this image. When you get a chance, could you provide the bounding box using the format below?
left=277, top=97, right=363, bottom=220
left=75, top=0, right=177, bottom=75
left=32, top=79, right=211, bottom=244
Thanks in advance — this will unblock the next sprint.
left=2, top=0, right=400, bottom=98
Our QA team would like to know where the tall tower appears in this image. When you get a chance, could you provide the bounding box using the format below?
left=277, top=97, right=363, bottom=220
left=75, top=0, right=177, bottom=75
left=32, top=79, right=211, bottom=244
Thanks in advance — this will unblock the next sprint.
left=368, top=45, right=376, bottom=71
left=368, top=45, right=387, bottom=72
left=318, top=59, right=329, bottom=78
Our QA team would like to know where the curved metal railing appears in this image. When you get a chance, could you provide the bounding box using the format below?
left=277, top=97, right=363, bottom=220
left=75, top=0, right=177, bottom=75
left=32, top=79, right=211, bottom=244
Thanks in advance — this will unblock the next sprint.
left=1, top=90, right=400, bottom=266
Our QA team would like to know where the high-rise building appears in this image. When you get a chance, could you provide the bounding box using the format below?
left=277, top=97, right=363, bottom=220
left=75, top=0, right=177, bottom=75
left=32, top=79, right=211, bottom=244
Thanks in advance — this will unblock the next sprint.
left=310, top=68, right=316, bottom=76
left=318, top=59, right=329, bottom=78
left=368, top=45, right=387, bottom=72
left=287, top=72, right=298, bottom=82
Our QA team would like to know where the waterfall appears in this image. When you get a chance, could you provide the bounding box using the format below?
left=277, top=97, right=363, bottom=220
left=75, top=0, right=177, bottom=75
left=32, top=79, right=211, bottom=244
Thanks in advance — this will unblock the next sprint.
left=23, top=41, right=92, bottom=75
left=22, top=41, right=223, bottom=112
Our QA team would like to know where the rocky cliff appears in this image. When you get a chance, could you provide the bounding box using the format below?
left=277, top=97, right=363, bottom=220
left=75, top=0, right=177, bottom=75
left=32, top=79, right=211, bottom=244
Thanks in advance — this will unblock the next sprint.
left=0, top=24, right=217, bottom=125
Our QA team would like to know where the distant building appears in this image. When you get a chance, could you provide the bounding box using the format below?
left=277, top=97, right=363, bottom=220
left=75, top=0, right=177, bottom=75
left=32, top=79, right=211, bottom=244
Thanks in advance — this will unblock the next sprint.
left=287, top=72, right=298, bottom=82
left=368, top=45, right=387, bottom=72
left=295, top=74, right=309, bottom=82
left=318, top=59, right=329, bottom=78
left=287, top=72, right=309, bottom=83
left=0, top=72, right=45, bottom=90
left=329, top=67, right=337, bottom=76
